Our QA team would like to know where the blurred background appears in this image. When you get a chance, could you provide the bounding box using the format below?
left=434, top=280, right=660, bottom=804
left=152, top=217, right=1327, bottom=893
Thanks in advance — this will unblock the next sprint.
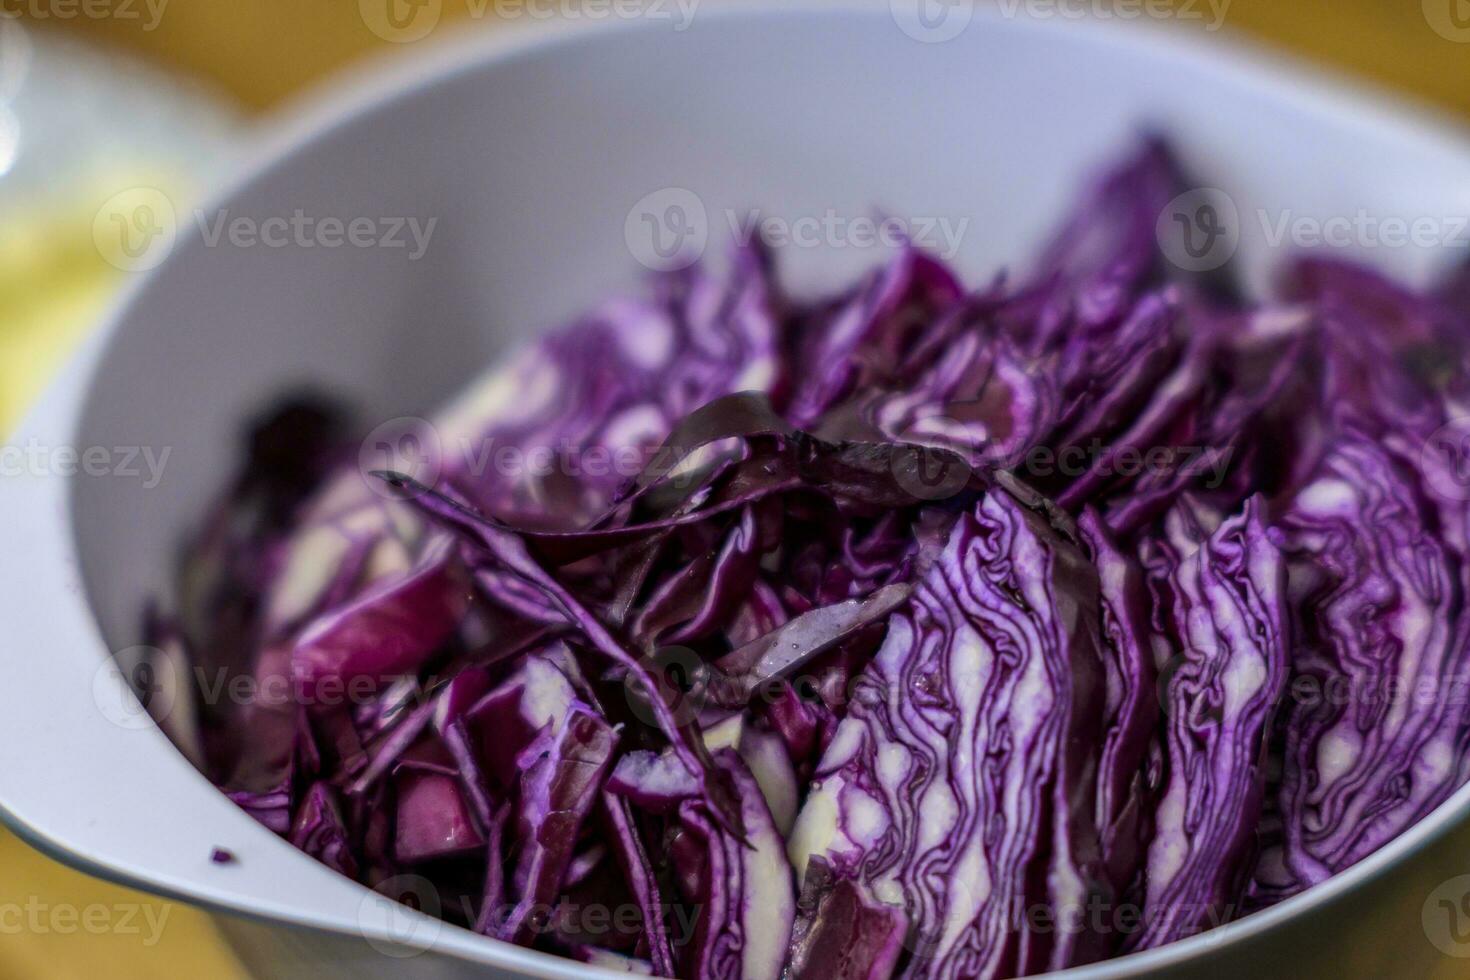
left=1, top=1, right=1468, bottom=976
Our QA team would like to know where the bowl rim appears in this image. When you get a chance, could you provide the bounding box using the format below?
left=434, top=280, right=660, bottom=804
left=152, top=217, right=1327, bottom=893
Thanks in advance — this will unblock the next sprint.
left=4, top=2, right=1470, bottom=976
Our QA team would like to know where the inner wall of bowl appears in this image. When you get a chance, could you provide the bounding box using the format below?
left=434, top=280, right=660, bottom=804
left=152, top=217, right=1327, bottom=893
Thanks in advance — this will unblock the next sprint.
left=70, top=8, right=1470, bottom=654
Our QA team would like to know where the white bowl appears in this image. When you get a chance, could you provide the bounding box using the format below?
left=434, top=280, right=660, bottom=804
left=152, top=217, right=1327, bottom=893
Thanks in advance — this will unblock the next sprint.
left=5, top=3, right=1470, bottom=977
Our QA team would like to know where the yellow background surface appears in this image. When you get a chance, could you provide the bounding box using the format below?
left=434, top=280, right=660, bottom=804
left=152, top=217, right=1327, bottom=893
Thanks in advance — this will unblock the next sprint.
left=2, top=1, right=1469, bottom=977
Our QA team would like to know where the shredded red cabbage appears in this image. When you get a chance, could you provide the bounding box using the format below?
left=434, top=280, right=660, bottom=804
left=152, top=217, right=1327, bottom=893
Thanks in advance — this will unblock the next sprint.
left=148, top=139, right=1470, bottom=977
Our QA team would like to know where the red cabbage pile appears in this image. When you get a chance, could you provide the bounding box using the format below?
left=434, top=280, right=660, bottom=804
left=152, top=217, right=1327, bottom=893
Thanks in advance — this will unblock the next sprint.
left=147, top=139, right=1470, bottom=978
